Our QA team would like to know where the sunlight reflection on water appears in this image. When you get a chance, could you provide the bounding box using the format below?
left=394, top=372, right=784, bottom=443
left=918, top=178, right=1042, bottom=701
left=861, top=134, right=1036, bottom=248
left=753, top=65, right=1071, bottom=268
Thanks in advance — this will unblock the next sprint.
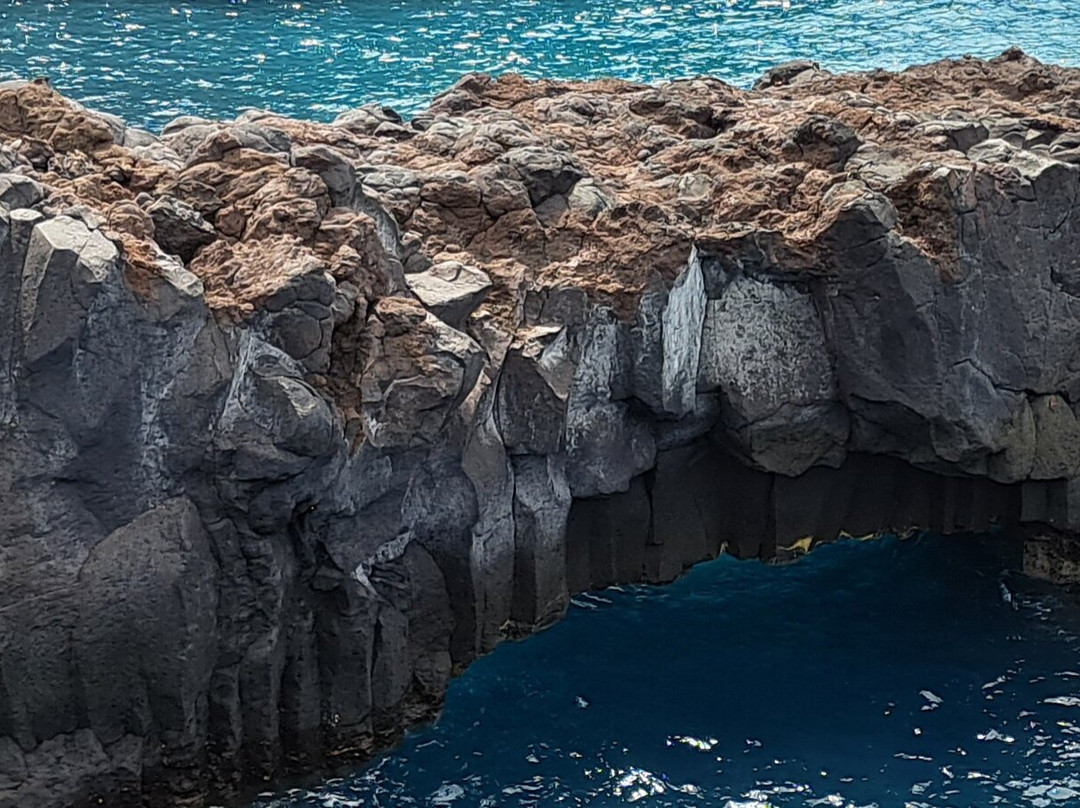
left=1, top=0, right=1078, bottom=128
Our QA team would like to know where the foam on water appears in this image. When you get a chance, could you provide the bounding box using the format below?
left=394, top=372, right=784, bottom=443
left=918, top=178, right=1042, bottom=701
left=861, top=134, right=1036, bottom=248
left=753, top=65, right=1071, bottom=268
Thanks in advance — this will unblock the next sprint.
left=250, top=533, right=1080, bottom=808
left=2, top=0, right=1080, bottom=129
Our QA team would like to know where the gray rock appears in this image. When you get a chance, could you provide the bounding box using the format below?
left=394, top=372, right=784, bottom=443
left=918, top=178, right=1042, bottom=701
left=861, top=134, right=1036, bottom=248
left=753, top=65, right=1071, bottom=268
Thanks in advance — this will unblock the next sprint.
left=630, top=252, right=706, bottom=418
left=405, top=260, right=492, bottom=328
left=333, top=104, right=404, bottom=135
left=160, top=122, right=222, bottom=160
left=20, top=215, right=118, bottom=368
left=0, top=144, right=26, bottom=173
left=0, top=209, right=15, bottom=425
left=698, top=273, right=841, bottom=474
left=293, top=144, right=357, bottom=208
left=181, top=122, right=291, bottom=167
left=361, top=299, right=484, bottom=449
left=566, top=179, right=613, bottom=218
left=753, top=59, right=825, bottom=90
left=724, top=401, right=849, bottom=477
left=510, top=454, right=571, bottom=629
left=146, top=195, right=216, bottom=262
left=12, top=62, right=1080, bottom=808
left=564, top=311, right=656, bottom=497
left=1030, top=395, right=1080, bottom=479
left=159, top=115, right=214, bottom=136
left=130, top=140, right=184, bottom=170
left=659, top=251, right=706, bottom=416
left=85, top=108, right=127, bottom=145
left=500, top=146, right=584, bottom=206
left=0, top=738, right=26, bottom=793
left=75, top=497, right=217, bottom=766
left=848, top=143, right=920, bottom=188
left=698, top=275, right=834, bottom=417
left=257, top=277, right=336, bottom=373
left=792, top=114, right=861, bottom=168
left=8, top=208, right=42, bottom=269
left=987, top=395, right=1037, bottom=483
left=461, top=399, right=516, bottom=654
left=122, top=127, right=159, bottom=148
left=496, top=325, right=572, bottom=455
left=4, top=730, right=112, bottom=808
left=215, top=340, right=336, bottom=484
left=0, top=174, right=45, bottom=210
left=913, top=117, right=990, bottom=152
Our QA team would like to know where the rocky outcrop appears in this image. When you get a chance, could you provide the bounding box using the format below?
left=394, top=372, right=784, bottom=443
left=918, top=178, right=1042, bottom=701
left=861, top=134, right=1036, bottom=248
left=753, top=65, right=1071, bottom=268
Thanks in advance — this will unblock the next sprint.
left=5, top=49, right=1080, bottom=807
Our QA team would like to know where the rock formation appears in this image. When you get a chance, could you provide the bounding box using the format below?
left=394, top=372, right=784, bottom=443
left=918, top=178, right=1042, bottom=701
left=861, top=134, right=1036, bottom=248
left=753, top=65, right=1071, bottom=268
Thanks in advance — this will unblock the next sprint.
left=3, top=48, right=1080, bottom=807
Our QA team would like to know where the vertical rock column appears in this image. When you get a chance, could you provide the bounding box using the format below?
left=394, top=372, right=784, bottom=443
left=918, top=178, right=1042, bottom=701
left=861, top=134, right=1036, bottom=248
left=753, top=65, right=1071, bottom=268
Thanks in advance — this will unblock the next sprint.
left=510, top=455, right=571, bottom=631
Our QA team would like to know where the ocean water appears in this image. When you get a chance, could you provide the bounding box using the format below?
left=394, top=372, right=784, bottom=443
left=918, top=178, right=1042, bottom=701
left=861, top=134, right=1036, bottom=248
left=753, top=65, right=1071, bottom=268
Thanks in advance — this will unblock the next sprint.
left=250, top=534, right=1080, bottom=808
left=2, top=0, right=1080, bottom=130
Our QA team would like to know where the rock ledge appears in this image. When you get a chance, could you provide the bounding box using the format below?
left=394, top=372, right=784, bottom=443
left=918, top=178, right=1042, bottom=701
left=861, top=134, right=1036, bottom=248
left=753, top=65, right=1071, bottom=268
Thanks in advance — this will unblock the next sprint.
left=4, top=50, right=1080, bottom=807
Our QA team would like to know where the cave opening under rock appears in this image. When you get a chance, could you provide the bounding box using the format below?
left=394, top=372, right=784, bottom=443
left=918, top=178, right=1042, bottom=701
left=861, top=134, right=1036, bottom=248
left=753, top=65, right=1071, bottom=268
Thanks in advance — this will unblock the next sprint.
left=562, top=439, right=1056, bottom=597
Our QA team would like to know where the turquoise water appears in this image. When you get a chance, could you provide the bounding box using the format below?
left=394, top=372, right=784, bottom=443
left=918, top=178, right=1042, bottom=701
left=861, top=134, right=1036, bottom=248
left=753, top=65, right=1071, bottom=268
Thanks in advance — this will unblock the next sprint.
left=2, top=1, right=1079, bottom=129
left=251, top=534, right=1080, bottom=808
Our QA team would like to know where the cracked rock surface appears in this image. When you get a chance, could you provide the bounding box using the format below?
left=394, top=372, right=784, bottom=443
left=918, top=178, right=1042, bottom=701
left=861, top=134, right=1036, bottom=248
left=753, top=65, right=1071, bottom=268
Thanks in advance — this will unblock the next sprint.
left=4, top=49, right=1080, bottom=807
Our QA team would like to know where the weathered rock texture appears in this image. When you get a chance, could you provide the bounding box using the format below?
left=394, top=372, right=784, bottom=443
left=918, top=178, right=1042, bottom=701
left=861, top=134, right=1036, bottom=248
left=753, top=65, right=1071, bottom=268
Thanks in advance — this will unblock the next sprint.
left=4, top=49, right=1080, bottom=806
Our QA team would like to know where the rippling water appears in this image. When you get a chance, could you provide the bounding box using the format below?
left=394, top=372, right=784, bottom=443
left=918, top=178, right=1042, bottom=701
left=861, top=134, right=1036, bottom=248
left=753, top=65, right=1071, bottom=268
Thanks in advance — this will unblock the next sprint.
left=249, top=534, right=1080, bottom=808
left=2, top=1, right=1079, bottom=129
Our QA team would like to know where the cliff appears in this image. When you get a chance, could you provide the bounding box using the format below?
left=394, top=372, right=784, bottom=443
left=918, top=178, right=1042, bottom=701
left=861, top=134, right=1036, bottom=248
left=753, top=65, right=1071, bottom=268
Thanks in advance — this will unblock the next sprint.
left=3, top=48, right=1080, bottom=807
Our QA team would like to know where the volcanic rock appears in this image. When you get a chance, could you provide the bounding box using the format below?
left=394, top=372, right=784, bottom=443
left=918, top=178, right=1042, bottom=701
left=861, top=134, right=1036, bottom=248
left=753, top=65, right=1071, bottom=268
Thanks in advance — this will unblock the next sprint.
left=5, top=50, right=1080, bottom=808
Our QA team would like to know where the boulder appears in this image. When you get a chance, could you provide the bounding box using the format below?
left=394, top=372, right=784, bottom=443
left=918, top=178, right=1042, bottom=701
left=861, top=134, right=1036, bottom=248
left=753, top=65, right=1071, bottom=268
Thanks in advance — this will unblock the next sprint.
left=20, top=215, right=117, bottom=368
left=404, top=260, right=491, bottom=328
left=360, top=298, right=484, bottom=449
left=699, top=273, right=841, bottom=475
left=146, top=195, right=216, bottom=262
left=499, top=145, right=583, bottom=206
left=0, top=173, right=44, bottom=209
left=293, top=144, right=357, bottom=208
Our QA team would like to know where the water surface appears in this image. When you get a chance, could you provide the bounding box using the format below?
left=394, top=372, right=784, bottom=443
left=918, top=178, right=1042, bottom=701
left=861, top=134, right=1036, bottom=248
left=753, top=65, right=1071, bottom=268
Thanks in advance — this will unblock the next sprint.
left=2, top=1, right=1080, bottom=129
left=251, top=534, right=1080, bottom=808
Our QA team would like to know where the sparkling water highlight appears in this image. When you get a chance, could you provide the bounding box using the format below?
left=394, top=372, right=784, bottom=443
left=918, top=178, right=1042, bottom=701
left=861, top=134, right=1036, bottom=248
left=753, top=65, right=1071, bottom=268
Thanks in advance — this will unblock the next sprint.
left=2, top=1, right=1079, bottom=129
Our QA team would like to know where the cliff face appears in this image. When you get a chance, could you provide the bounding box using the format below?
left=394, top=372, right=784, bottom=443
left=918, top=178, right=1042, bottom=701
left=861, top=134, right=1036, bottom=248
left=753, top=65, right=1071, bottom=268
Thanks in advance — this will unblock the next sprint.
left=3, top=48, right=1080, bottom=807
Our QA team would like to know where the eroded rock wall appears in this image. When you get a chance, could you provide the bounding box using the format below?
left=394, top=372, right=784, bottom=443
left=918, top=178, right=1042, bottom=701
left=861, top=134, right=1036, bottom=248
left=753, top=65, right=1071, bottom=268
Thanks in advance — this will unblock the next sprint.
left=566, top=448, right=1026, bottom=593
left=4, top=51, right=1080, bottom=807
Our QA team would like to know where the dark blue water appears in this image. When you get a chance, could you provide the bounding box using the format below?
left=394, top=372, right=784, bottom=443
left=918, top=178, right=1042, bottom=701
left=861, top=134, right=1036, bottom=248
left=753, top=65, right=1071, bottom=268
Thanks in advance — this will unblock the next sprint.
left=2, top=1, right=1080, bottom=129
left=250, top=534, right=1080, bottom=808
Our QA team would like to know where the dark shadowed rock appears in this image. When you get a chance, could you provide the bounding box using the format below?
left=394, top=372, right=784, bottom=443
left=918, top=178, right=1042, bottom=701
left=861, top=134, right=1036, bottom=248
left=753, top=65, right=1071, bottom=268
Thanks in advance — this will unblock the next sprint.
left=752, top=59, right=825, bottom=90
left=0, top=174, right=44, bottom=209
left=404, top=260, right=492, bottom=328
left=146, top=195, right=216, bottom=262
